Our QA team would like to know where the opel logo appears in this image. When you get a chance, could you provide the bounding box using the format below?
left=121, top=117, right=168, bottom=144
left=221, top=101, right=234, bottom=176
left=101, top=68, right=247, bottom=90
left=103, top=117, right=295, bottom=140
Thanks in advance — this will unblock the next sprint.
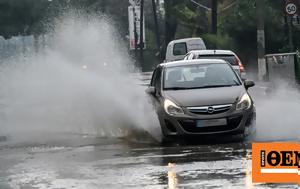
left=207, top=106, right=214, bottom=113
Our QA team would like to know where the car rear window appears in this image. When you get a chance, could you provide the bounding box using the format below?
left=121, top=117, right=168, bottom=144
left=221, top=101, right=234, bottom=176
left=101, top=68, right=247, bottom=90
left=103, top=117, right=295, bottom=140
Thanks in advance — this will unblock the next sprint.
left=197, top=54, right=238, bottom=65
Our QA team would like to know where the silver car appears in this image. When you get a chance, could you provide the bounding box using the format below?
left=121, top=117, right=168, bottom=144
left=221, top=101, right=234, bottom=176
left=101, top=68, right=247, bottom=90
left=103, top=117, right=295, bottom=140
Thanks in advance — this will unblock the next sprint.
left=183, top=50, right=246, bottom=78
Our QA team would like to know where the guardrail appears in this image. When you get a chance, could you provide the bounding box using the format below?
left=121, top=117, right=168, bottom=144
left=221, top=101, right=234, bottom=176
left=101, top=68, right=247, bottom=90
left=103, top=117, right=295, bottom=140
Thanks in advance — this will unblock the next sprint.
left=265, top=51, right=300, bottom=84
left=265, top=52, right=297, bottom=58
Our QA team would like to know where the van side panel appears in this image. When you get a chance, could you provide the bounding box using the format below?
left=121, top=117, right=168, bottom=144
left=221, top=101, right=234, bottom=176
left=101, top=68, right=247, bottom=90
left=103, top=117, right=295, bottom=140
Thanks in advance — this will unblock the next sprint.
left=165, top=42, right=174, bottom=62
left=186, top=39, right=206, bottom=52
left=165, top=38, right=206, bottom=62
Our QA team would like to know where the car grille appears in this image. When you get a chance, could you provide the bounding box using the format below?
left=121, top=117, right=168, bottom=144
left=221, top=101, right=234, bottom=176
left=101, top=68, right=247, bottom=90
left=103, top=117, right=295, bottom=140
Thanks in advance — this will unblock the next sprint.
left=179, top=116, right=242, bottom=133
left=187, top=104, right=232, bottom=115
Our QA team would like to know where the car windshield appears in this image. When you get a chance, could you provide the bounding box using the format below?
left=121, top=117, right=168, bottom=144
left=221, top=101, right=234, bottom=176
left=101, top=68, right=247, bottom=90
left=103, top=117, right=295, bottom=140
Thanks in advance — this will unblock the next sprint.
left=164, top=63, right=241, bottom=90
left=197, top=55, right=238, bottom=65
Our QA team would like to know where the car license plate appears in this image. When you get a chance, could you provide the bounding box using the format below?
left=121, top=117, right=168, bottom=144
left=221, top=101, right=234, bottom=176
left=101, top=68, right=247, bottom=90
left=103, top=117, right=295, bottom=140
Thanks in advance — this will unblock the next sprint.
left=196, top=119, right=227, bottom=127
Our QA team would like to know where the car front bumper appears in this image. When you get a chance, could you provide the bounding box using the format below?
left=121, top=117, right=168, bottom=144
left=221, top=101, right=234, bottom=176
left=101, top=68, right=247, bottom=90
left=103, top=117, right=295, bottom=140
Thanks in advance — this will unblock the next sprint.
left=157, top=106, right=256, bottom=137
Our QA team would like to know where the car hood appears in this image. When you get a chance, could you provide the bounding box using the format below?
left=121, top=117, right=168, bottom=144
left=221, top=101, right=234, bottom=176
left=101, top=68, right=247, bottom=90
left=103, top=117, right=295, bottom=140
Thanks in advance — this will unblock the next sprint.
left=163, top=86, right=245, bottom=107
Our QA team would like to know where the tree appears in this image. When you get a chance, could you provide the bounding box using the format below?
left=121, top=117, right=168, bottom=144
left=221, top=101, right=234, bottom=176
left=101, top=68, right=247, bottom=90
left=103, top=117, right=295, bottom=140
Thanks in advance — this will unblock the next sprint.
left=0, top=0, right=52, bottom=39
left=164, top=0, right=209, bottom=48
left=220, top=0, right=293, bottom=54
left=164, top=0, right=178, bottom=47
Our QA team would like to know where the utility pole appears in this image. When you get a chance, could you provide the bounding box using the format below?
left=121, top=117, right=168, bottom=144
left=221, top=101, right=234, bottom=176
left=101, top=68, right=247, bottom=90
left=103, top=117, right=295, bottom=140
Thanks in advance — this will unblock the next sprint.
left=283, top=0, right=299, bottom=51
left=211, top=0, right=218, bottom=34
left=101, top=0, right=106, bottom=12
left=256, top=0, right=267, bottom=81
left=288, top=17, right=294, bottom=51
left=151, top=0, right=161, bottom=54
left=165, top=0, right=177, bottom=49
left=139, top=0, right=144, bottom=67
left=133, top=6, right=139, bottom=64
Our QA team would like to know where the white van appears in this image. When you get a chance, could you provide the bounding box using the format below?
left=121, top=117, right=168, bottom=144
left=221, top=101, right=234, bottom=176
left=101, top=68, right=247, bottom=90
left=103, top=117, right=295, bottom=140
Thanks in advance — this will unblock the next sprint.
left=165, top=38, right=206, bottom=62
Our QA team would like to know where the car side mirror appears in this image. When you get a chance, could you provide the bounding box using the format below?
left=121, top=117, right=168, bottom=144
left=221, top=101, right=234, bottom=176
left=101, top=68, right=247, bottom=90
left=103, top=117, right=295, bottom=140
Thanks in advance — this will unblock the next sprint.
left=145, top=86, right=156, bottom=94
left=244, top=80, right=255, bottom=89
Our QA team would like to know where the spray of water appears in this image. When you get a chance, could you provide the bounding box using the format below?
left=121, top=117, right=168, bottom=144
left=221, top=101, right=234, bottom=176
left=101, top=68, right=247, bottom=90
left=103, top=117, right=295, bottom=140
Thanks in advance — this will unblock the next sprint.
left=0, top=11, right=298, bottom=144
left=254, top=80, right=300, bottom=141
left=0, top=12, right=161, bottom=143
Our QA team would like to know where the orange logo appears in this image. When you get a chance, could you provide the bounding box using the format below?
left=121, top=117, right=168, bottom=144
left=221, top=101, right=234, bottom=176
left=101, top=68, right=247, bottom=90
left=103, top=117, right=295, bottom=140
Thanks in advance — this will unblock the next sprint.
left=252, top=142, right=300, bottom=185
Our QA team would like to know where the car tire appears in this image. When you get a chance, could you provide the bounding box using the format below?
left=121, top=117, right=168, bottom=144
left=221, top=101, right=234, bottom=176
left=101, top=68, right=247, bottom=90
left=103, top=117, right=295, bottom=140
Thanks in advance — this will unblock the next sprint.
left=242, top=122, right=257, bottom=141
left=160, top=135, right=175, bottom=145
left=245, top=128, right=257, bottom=141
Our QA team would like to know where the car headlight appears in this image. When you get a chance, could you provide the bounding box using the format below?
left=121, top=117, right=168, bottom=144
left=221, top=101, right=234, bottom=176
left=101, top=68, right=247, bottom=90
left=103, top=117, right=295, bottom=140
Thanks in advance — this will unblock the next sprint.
left=236, top=93, right=252, bottom=110
left=164, top=99, right=184, bottom=115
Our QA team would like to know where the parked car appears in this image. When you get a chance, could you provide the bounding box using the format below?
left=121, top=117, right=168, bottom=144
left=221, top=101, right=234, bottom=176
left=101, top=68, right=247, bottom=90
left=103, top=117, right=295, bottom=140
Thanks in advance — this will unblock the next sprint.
left=165, top=38, right=206, bottom=62
left=183, top=50, right=246, bottom=78
left=146, top=59, right=256, bottom=141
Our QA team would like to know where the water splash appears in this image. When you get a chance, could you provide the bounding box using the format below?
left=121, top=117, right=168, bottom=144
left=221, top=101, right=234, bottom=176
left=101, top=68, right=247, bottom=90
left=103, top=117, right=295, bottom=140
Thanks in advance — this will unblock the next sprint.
left=254, top=80, right=300, bottom=141
left=0, top=12, right=160, bottom=143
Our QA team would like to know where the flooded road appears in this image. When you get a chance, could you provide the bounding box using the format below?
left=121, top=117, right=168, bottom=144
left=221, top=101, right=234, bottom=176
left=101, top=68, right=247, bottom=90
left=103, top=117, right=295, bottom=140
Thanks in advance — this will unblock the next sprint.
left=0, top=135, right=297, bottom=189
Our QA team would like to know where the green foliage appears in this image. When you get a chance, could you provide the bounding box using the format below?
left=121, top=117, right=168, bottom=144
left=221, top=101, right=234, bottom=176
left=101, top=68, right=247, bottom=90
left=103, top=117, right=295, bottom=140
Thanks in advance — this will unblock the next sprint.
left=0, top=0, right=51, bottom=38
left=0, top=0, right=298, bottom=70
left=201, top=34, right=236, bottom=50
left=219, top=0, right=256, bottom=50
left=164, top=0, right=209, bottom=45
left=219, top=0, right=296, bottom=54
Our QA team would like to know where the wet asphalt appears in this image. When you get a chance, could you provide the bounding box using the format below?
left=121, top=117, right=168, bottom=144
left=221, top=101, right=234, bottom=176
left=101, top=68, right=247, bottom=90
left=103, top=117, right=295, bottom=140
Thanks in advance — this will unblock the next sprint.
left=0, top=134, right=298, bottom=189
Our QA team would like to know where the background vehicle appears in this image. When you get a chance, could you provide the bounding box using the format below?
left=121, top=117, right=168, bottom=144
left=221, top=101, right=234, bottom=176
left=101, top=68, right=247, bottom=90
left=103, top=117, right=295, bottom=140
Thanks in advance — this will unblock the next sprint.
left=165, top=38, right=206, bottom=62
left=146, top=59, right=256, bottom=140
left=183, top=50, right=246, bottom=78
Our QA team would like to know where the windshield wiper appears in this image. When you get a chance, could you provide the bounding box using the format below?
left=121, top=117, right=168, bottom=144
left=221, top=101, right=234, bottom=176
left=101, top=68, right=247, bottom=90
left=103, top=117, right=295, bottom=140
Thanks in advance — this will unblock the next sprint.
left=164, top=85, right=236, bottom=90
left=164, top=87, right=192, bottom=90
left=191, top=84, right=237, bottom=89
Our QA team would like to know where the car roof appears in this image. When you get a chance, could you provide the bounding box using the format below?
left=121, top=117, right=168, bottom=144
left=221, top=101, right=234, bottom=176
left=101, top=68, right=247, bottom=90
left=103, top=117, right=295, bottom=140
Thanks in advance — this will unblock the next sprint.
left=159, top=59, right=228, bottom=68
left=168, top=38, right=203, bottom=44
left=189, top=50, right=235, bottom=55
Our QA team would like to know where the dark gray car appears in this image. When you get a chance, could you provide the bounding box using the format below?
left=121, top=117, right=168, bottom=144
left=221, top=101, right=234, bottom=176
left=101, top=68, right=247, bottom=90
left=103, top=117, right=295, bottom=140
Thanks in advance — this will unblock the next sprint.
left=146, top=59, right=256, bottom=140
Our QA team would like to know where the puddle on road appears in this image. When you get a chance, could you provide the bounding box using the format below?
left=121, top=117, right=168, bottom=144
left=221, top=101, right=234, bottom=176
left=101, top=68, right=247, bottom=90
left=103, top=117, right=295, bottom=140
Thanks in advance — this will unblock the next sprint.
left=1, top=139, right=297, bottom=189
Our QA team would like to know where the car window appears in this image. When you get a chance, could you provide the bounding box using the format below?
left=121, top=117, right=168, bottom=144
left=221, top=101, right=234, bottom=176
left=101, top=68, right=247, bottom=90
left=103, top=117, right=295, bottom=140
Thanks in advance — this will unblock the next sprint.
left=155, top=67, right=162, bottom=90
left=164, top=63, right=241, bottom=89
left=173, top=42, right=187, bottom=56
left=182, top=67, right=206, bottom=81
left=197, top=54, right=238, bottom=65
left=150, top=69, right=158, bottom=86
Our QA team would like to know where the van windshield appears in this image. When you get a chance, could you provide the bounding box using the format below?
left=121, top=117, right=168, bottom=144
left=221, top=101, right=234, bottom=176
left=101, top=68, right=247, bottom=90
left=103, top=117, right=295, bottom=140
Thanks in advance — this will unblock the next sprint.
left=164, top=63, right=241, bottom=90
